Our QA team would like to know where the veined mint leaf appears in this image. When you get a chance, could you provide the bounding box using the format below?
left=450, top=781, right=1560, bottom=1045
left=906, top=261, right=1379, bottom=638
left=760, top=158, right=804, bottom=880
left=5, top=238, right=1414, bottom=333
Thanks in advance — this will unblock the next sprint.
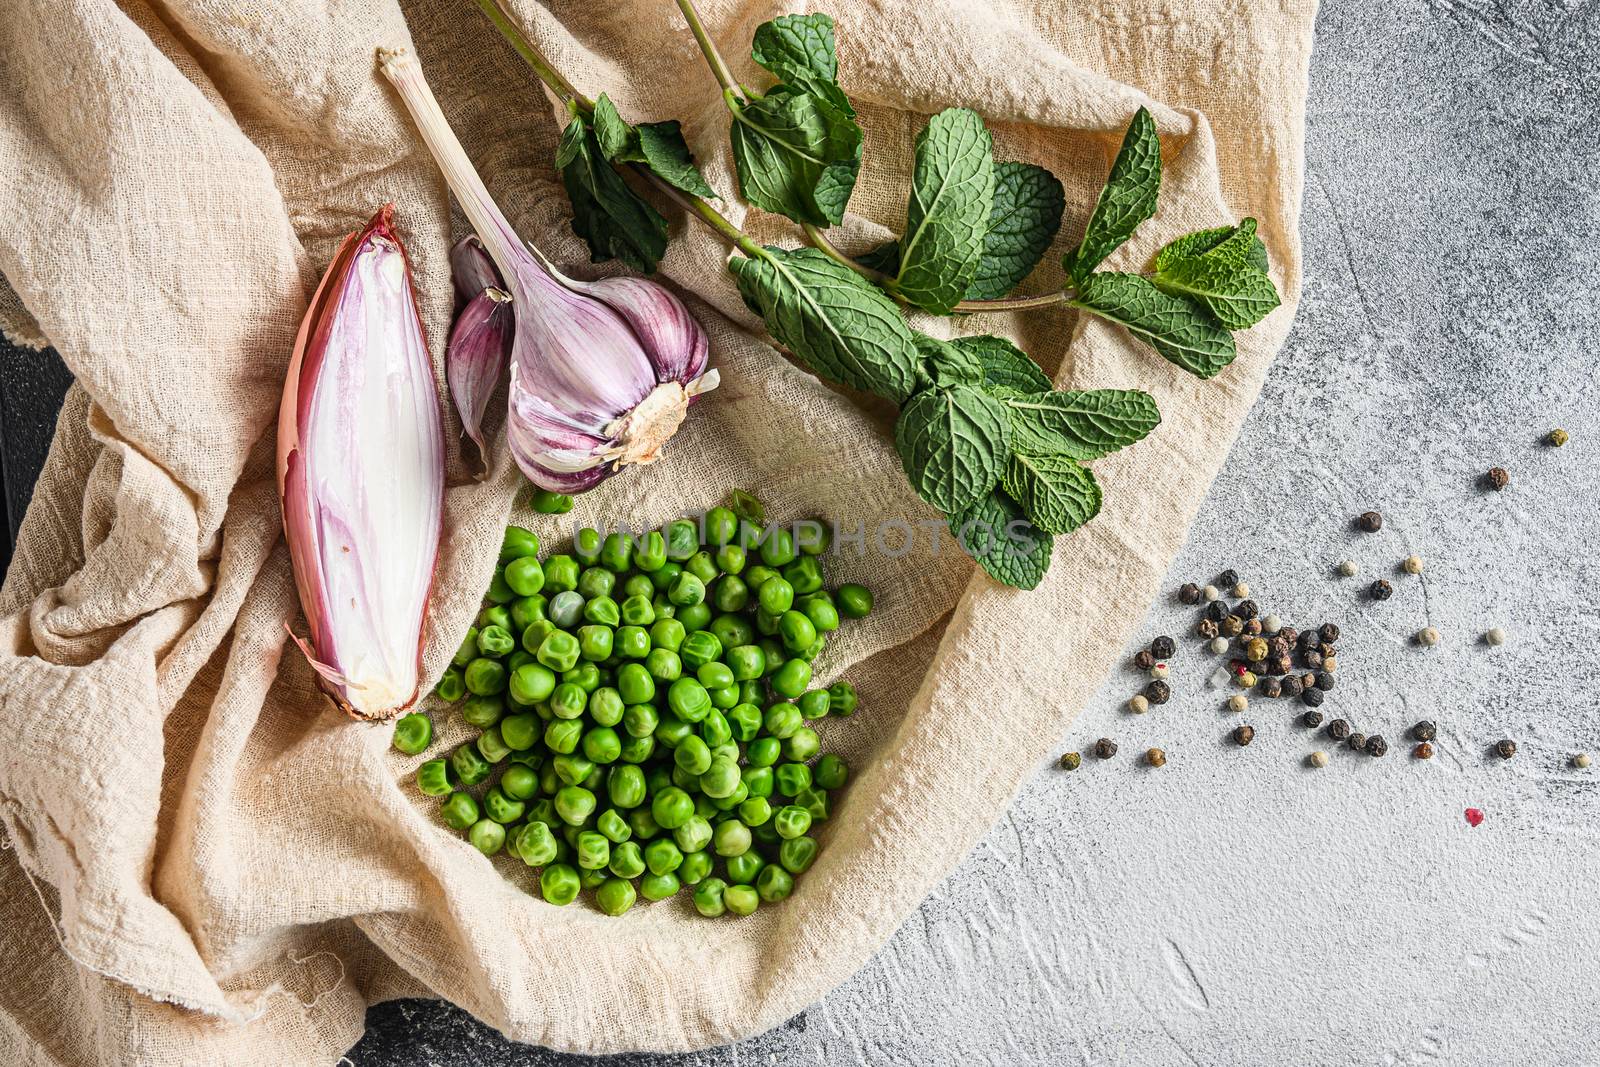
left=952, top=335, right=1052, bottom=394
left=894, top=383, right=1010, bottom=513
left=556, top=112, right=668, bottom=273
left=964, top=162, right=1065, bottom=300
left=1151, top=256, right=1280, bottom=330
left=751, top=14, right=855, bottom=117
left=1066, top=107, right=1160, bottom=283
left=591, top=94, right=717, bottom=199
left=994, top=388, right=1160, bottom=460
left=1070, top=272, right=1236, bottom=379
left=1001, top=452, right=1102, bottom=535
left=855, top=240, right=901, bottom=275
left=730, top=247, right=921, bottom=402
left=913, top=334, right=982, bottom=388
left=729, top=91, right=862, bottom=227
left=948, top=488, right=1052, bottom=590
left=894, top=108, right=995, bottom=314
left=1156, top=218, right=1269, bottom=274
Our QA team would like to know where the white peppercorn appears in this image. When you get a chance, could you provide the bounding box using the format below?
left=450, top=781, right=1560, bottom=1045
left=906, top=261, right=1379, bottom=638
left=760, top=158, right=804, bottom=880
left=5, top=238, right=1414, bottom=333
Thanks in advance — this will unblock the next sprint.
left=1574, top=753, right=1592, bottom=769
left=1233, top=582, right=1250, bottom=598
left=1417, top=626, right=1441, bottom=647
left=1149, top=664, right=1170, bottom=680
left=1227, top=694, right=1248, bottom=713
left=1484, top=627, right=1506, bottom=647
left=1262, top=614, right=1282, bottom=634
left=1202, top=584, right=1221, bottom=602
left=1127, top=694, right=1150, bottom=714
left=1337, top=560, right=1358, bottom=577
left=1307, top=750, right=1330, bottom=768
left=1209, top=637, right=1230, bottom=654
left=1402, top=555, right=1423, bottom=574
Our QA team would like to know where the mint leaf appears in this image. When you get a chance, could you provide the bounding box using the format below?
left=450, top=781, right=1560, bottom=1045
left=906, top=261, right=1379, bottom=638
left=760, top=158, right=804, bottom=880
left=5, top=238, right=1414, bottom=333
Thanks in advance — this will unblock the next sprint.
left=948, top=488, right=1052, bottom=590
left=1001, top=453, right=1102, bottom=535
left=555, top=112, right=668, bottom=273
left=953, top=335, right=1052, bottom=394
left=894, top=108, right=995, bottom=314
left=751, top=14, right=854, bottom=117
left=1070, top=272, right=1236, bottom=379
left=964, top=162, right=1065, bottom=300
left=894, top=383, right=1010, bottom=513
left=729, top=91, right=862, bottom=226
left=1151, top=256, right=1279, bottom=330
left=995, top=388, right=1160, bottom=460
left=1156, top=218, right=1269, bottom=274
left=855, top=240, right=901, bottom=275
left=729, top=247, right=921, bottom=402
left=591, top=94, right=717, bottom=200
left=1066, top=107, right=1160, bottom=282
left=913, top=334, right=982, bottom=388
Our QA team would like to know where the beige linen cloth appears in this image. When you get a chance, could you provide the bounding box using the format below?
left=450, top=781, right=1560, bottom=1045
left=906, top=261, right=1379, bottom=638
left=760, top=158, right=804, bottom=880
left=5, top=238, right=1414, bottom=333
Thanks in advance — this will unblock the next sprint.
left=0, top=0, right=1316, bottom=1060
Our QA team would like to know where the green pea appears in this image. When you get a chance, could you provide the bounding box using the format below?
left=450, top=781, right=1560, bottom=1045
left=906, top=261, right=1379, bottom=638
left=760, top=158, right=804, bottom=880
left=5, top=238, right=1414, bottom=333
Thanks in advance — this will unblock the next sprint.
left=567, top=625, right=607, bottom=664
left=604, top=625, right=643, bottom=661
left=520, top=619, right=555, bottom=656
left=756, top=863, right=794, bottom=902
left=715, top=884, right=754, bottom=916
left=526, top=798, right=556, bottom=826
left=725, top=852, right=765, bottom=887
left=680, top=630, right=723, bottom=669
left=740, top=563, right=774, bottom=589
left=441, top=791, right=479, bottom=830
left=759, top=526, right=797, bottom=567
left=704, top=615, right=748, bottom=651
left=777, top=610, right=817, bottom=653
left=477, top=786, right=520, bottom=825
left=757, top=638, right=785, bottom=675
left=736, top=796, right=771, bottom=827
left=828, top=681, right=859, bottom=717
left=603, top=764, right=644, bottom=810
left=553, top=753, right=595, bottom=787
left=543, top=554, right=580, bottom=593
left=434, top=668, right=466, bottom=703
left=727, top=702, right=763, bottom=742
left=639, top=871, right=680, bottom=901
left=700, top=708, right=733, bottom=748
left=501, top=525, right=541, bottom=561
left=746, top=736, right=782, bottom=768
left=795, top=786, right=830, bottom=822
left=580, top=866, right=608, bottom=890
left=539, top=863, right=581, bottom=905
left=648, top=560, right=683, bottom=592
left=460, top=695, right=503, bottom=730
left=622, top=703, right=659, bottom=739
left=708, top=574, right=747, bottom=614
left=619, top=734, right=656, bottom=763
left=509, top=595, right=547, bottom=633
left=576, top=566, right=614, bottom=601
left=667, top=571, right=705, bottom=608
left=712, top=819, right=751, bottom=857
left=588, top=530, right=628, bottom=571
left=581, top=689, right=620, bottom=729
left=676, top=602, right=712, bottom=632
left=615, top=595, right=654, bottom=629
left=582, top=726, right=622, bottom=764
left=703, top=506, right=738, bottom=546
left=501, top=557, right=544, bottom=598
left=693, top=876, right=729, bottom=916
left=755, top=608, right=781, bottom=638
left=803, top=596, right=840, bottom=634
left=644, top=837, right=684, bottom=875
left=701, top=756, right=742, bottom=799
left=416, top=758, right=453, bottom=796
left=784, top=726, right=821, bottom=763
left=531, top=489, right=573, bottom=514
left=716, top=647, right=758, bottom=686
left=589, top=811, right=627, bottom=847
left=626, top=807, right=661, bottom=840
left=608, top=841, right=646, bottom=880
left=574, top=527, right=602, bottom=565
left=544, top=718, right=583, bottom=755
left=668, top=677, right=712, bottom=723
left=777, top=837, right=819, bottom=878
left=450, top=743, right=493, bottom=786
left=563, top=662, right=601, bottom=693
left=763, top=702, right=802, bottom=740
left=391, top=712, right=432, bottom=755
left=536, top=630, right=580, bottom=672
left=739, top=680, right=765, bottom=705
left=796, top=518, right=831, bottom=556
left=582, top=595, right=620, bottom=627
left=774, top=804, right=812, bottom=840
left=757, top=576, right=795, bottom=616
left=539, top=766, right=562, bottom=796
left=655, top=714, right=693, bottom=750
left=645, top=648, right=683, bottom=682
left=770, top=658, right=812, bottom=699
left=797, top=688, right=831, bottom=720
left=648, top=617, right=685, bottom=652
left=681, top=551, right=714, bottom=586
left=515, top=821, right=557, bottom=867
left=546, top=682, right=583, bottom=720
left=663, top=519, right=699, bottom=561
left=463, top=657, right=507, bottom=697
left=572, top=830, right=608, bottom=870
left=671, top=850, right=706, bottom=887
left=815, top=754, right=850, bottom=791
left=554, top=785, right=596, bottom=825
left=587, top=876, right=633, bottom=916
left=675, top=735, right=712, bottom=775
left=673, top=814, right=713, bottom=854
left=467, top=818, right=506, bottom=856
left=632, top=530, right=667, bottom=571
left=651, top=787, right=694, bottom=830
left=485, top=569, right=516, bottom=605
left=477, top=725, right=512, bottom=764
left=775, top=762, right=812, bottom=798
left=715, top=544, right=746, bottom=576
left=621, top=573, right=655, bottom=601
left=500, top=765, right=539, bottom=802
left=690, top=660, right=730, bottom=691
left=782, top=556, right=824, bottom=596
left=742, top=765, right=774, bottom=800
left=479, top=602, right=513, bottom=630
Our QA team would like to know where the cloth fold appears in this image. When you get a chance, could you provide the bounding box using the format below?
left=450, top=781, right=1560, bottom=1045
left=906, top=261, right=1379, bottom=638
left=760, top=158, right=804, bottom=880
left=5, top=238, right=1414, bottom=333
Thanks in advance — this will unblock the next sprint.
left=0, top=0, right=1316, bottom=1059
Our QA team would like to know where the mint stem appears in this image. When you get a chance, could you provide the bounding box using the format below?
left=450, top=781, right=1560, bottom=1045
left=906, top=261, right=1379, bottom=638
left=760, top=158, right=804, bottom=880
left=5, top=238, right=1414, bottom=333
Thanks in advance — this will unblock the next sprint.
left=474, top=0, right=592, bottom=110
left=675, top=0, right=743, bottom=97
left=801, top=224, right=889, bottom=285
left=956, top=291, right=1072, bottom=313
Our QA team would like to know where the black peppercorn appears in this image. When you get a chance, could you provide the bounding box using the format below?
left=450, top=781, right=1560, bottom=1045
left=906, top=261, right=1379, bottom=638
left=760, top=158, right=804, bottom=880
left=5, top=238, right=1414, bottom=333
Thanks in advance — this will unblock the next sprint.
left=1314, top=671, right=1335, bottom=691
left=1218, top=568, right=1239, bottom=590
left=1411, top=720, right=1437, bottom=742
left=1370, top=579, right=1393, bottom=601
left=1297, top=628, right=1318, bottom=647
left=1243, top=618, right=1263, bottom=636
left=1196, top=618, right=1220, bottom=639
left=1484, top=467, right=1509, bottom=491
left=1319, top=642, right=1337, bottom=658
left=1206, top=600, right=1228, bottom=622
left=1094, top=738, right=1118, bottom=759
left=1134, top=649, right=1155, bottom=671
left=1144, top=680, right=1171, bottom=704
left=1365, top=735, right=1388, bottom=757
left=1494, top=738, right=1517, bottom=760
left=1279, top=626, right=1299, bottom=645
left=1281, top=675, right=1304, bottom=699
left=1232, top=724, right=1255, bottom=746
left=1302, top=688, right=1325, bottom=709
left=1179, top=582, right=1202, bottom=605
left=1271, top=655, right=1293, bottom=676
left=1357, top=510, right=1383, bottom=532
left=1301, top=709, right=1324, bottom=728
left=1233, top=599, right=1259, bottom=620
left=1267, top=637, right=1290, bottom=658
left=1260, top=676, right=1283, bottom=699
left=1327, top=717, right=1351, bottom=740
left=1150, top=635, right=1176, bottom=660
left=1319, top=623, right=1340, bottom=643
left=1347, top=731, right=1367, bottom=751
left=1302, top=648, right=1324, bottom=670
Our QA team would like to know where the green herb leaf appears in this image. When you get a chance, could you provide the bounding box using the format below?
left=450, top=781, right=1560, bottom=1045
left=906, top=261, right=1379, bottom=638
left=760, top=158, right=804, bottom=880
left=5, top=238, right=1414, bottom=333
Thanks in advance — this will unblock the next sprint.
left=729, top=489, right=766, bottom=525
left=913, top=334, right=982, bottom=388
left=1066, top=107, right=1160, bottom=282
left=729, top=91, right=862, bottom=227
left=952, top=335, right=1052, bottom=394
left=1070, top=272, right=1236, bottom=379
left=1155, top=218, right=1270, bottom=275
left=591, top=94, right=718, bottom=199
left=855, top=240, right=901, bottom=275
left=729, top=247, right=922, bottom=402
left=894, top=383, right=1011, bottom=513
left=555, top=112, right=669, bottom=273
left=947, top=488, right=1052, bottom=590
left=893, top=108, right=995, bottom=314
left=964, top=162, right=1065, bottom=300
left=1151, top=256, right=1280, bottom=330
left=1001, top=452, right=1102, bottom=535
left=994, top=388, right=1161, bottom=460
left=750, top=14, right=855, bottom=117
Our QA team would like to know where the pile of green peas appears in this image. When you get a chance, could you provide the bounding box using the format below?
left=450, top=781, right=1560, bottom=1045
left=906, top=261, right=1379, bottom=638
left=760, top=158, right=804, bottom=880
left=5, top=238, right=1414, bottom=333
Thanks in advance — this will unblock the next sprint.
left=409, top=500, right=873, bottom=917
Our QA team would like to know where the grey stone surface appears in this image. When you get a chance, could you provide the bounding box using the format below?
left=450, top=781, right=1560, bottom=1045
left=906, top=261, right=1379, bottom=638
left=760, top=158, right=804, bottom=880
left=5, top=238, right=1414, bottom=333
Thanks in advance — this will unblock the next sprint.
left=5, top=1, right=1598, bottom=1063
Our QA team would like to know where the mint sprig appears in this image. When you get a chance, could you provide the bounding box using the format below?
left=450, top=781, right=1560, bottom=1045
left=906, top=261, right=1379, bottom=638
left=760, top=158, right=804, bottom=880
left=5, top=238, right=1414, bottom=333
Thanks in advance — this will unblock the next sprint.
left=892, top=108, right=996, bottom=314
left=592, top=94, right=718, bottom=200
left=964, top=162, right=1065, bottom=301
left=554, top=108, right=669, bottom=273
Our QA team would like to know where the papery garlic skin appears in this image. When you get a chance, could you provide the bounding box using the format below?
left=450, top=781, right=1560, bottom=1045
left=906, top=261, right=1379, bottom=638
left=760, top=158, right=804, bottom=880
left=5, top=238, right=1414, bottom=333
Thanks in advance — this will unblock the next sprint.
left=278, top=204, right=444, bottom=720
left=447, top=285, right=513, bottom=479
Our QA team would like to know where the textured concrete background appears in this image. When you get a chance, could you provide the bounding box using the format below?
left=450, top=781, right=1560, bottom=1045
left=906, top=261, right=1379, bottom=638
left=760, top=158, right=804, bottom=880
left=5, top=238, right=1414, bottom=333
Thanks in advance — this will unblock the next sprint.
left=5, top=0, right=1600, bottom=1063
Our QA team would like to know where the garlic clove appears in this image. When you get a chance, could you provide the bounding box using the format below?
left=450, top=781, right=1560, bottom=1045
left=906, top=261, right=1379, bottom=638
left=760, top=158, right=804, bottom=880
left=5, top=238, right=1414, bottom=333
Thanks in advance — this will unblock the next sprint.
left=447, top=285, right=513, bottom=479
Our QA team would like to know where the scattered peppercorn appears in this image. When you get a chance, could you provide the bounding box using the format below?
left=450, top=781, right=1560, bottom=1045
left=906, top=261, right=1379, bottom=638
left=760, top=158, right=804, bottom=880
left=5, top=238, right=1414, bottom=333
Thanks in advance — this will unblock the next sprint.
left=1484, top=467, right=1509, bottom=491
left=1227, top=694, right=1249, bottom=713
left=1059, top=751, right=1082, bottom=771
left=1202, top=584, right=1222, bottom=603
left=1245, top=638, right=1268, bottom=662
left=1094, top=738, right=1118, bottom=760
left=1417, top=626, right=1441, bottom=647
left=1300, top=686, right=1325, bottom=709
left=1365, top=735, right=1388, bottom=757
left=1413, top=742, right=1434, bottom=760
left=1548, top=428, right=1569, bottom=447
left=1347, top=732, right=1367, bottom=751
left=1484, top=627, right=1506, bottom=647
left=1221, top=616, right=1244, bottom=638
left=1281, top=675, right=1304, bottom=699
left=1301, top=709, right=1324, bottom=728
left=1218, top=569, right=1239, bottom=590
left=1322, top=655, right=1338, bottom=673
left=1243, top=618, right=1263, bottom=636
left=1150, top=664, right=1170, bottom=680
left=1358, top=511, right=1383, bottom=532
left=1302, top=648, right=1324, bottom=670
left=1144, top=680, right=1171, bottom=705
left=1314, top=671, right=1335, bottom=692
left=1145, top=747, right=1167, bottom=767
left=1232, top=725, right=1255, bottom=746
left=1573, top=753, right=1592, bottom=769
left=1209, top=637, right=1230, bottom=654
left=1206, top=600, right=1228, bottom=622
left=1494, top=738, right=1517, bottom=760
left=1308, top=750, right=1330, bottom=768
left=1179, top=582, right=1203, bottom=605
left=1280, top=626, right=1299, bottom=645
left=1236, top=671, right=1258, bottom=690
left=1319, top=623, right=1340, bottom=643
left=1370, top=579, right=1393, bottom=601
left=1196, top=619, right=1219, bottom=640
left=1262, top=614, right=1283, bottom=634
left=1327, top=717, right=1351, bottom=741
left=1233, top=582, right=1251, bottom=598
left=1260, top=676, right=1283, bottom=699
left=1338, top=560, right=1358, bottom=577
left=1134, top=649, right=1156, bottom=670
left=1402, top=555, right=1423, bottom=575
left=1127, top=695, right=1150, bottom=714
left=1411, top=720, right=1436, bottom=742
left=1151, top=636, right=1176, bottom=660
left=1233, top=599, right=1259, bottom=620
